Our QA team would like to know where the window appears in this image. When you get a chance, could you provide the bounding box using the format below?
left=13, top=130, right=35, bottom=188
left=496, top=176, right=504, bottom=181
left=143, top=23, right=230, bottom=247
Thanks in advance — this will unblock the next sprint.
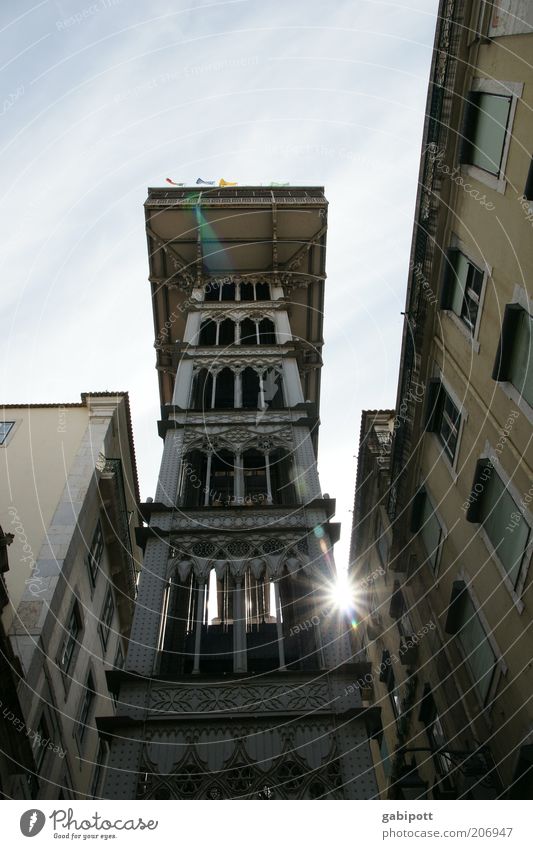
left=456, top=592, right=497, bottom=705
left=218, top=318, right=235, bottom=346
left=59, top=602, right=82, bottom=674
left=191, top=368, right=214, bottom=411
left=33, top=714, right=51, bottom=772
left=240, top=282, right=254, bottom=301
left=242, top=367, right=260, bottom=408
left=467, top=462, right=531, bottom=593
left=487, top=1, right=533, bottom=37
left=376, top=510, right=390, bottom=568
left=87, top=521, right=104, bottom=586
left=440, top=249, right=484, bottom=335
left=426, top=381, right=462, bottom=463
left=220, top=282, right=235, bottom=301
left=90, top=739, right=109, bottom=799
left=213, top=368, right=235, bottom=408
left=460, top=91, right=512, bottom=176
left=256, top=282, right=270, bottom=301
left=492, top=304, right=533, bottom=409
left=459, top=80, right=522, bottom=191
left=240, top=318, right=258, bottom=345
left=77, top=672, right=96, bottom=746
left=240, top=317, right=276, bottom=345
left=204, top=281, right=270, bottom=301
left=239, top=281, right=270, bottom=301
left=0, top=421, right=15, bottom=444
left=524, top=155, right=533, bottom=202
left=420, top=498, right=442, bottom=573
left=198, top=320, right=217, bottom=345
left=99, top=588, right=115, bottom=651
left=114, top=642, right=124, bottom=670
left=242, top=452, right=268, bottom=504
left=190, top=366, right=284, bottom=412
left=181, top=448, right=294, bottom=508
left=258, top=318, right=276, bottom=344
left=411, top=489, right=444, bottom=574
left=210, top=450, right=235, bottom=505
left=427, top=711, right=454, bottom=778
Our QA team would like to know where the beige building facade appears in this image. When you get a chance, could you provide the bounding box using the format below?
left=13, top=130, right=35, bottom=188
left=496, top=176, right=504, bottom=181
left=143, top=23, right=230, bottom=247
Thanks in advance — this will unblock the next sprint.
left=351, top=0, right=533, bottom=799
left=0, top=393, right=141, bottom=799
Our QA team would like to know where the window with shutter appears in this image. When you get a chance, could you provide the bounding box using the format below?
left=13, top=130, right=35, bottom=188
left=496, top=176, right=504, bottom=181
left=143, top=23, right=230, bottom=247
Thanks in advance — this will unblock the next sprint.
left=457, top=594, right=497, bottom=705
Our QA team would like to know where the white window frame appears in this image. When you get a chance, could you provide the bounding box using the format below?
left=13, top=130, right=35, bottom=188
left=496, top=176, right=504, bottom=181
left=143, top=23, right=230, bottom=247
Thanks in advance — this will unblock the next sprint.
left=496, top=285, right=533, bottom=425
left=486, top=1, right=533, bottom=37
left=443, top=235, right=490, bottom=351
left=431, top=369, right=468, bottom=478
left=0, top=419, right=19, bottom=446
left=454, top=573, right=503, bottom=711
left=477, top=444, right=533, bottom=613
left=418, top=485, right=447, bottom=578
left=75, top=668, right=96, bottom=751
left=461, top=79, right=523, bottom=194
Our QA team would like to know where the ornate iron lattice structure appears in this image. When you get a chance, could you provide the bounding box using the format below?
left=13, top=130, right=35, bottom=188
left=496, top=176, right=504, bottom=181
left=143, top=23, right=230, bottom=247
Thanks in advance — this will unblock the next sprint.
left=98, top=186, right=378, bottom=800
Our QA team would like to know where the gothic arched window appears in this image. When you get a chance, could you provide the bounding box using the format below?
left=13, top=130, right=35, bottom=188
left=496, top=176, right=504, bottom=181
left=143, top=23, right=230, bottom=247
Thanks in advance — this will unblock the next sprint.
left=269, top=448, right=294, bottom=505
left=255, top=282, right=270, bottom=301
left=204, top=282, right=221, bottom=302
left=199, top=320, right=217, bottom=345
left=214, top=368, right=235, bottom=409
left=240, top=318, right=258, bottom=345
left=210, top=450, right=235, bottom=505
left=220, top=282, right=235, bottom=301
left=242, top=368, right=260, bottom=409
left=242, top=451, right=268, bottom=504
left=240, top=282, right=254, bottom=301
left=218, top=318, right=235, bottom=347
left=258, top=318, right=276, bottom=345
left=191, top=369, right=213, bottom=411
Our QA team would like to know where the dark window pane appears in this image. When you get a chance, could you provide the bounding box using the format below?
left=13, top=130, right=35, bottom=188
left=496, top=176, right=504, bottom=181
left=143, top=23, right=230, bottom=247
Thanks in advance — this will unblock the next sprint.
left=240, top=283, right=254, bottom=301
left=214, top=368, right=235, bottom=408
left=199, top=321, right=217, bottom=345
left=218, top=319, right=235, bottom=346
left=242, top=368, right=260, bottom=408
left=256, top=283, right=270, bottom=301
left=240, top=318, right=258, bottom=345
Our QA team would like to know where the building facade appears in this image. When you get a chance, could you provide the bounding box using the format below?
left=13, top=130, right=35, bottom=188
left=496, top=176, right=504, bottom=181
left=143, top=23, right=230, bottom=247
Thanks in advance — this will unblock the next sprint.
left=99, top=186, right=378, bottom=800
left=352, top=0, right=533, bottom=799
left=0, top=528, right=36, bottom=799
left=0, top=393, right=140, bottom=799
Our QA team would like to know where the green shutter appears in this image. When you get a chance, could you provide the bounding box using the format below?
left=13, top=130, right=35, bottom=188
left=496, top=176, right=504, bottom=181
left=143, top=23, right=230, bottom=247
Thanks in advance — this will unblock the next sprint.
left=482, top=470, right=531, bottom=589
left=508, top=308, right=533, bottom=408
left=440, top=248, right=459, bottom=309
left=420, top=497, right=442, bottom=571
left=458, top=594, right=496, bottom=703
left=445, top=580, right=467, bottom=634
left=451, top=252, right=469, bottom=316
left=471, top=93, right=512, bottom=175
left=425, top=379, right=441, bottom=432
left=492, top=303, right=522, bottom=381
left=410, top=489, right=426, bottom=533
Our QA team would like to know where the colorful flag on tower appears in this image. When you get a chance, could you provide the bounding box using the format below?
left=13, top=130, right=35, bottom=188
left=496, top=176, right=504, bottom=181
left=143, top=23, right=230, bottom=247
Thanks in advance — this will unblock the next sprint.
left=165, top=178, right=185, bottom=186
left=196, top=177, right=215, bottom=185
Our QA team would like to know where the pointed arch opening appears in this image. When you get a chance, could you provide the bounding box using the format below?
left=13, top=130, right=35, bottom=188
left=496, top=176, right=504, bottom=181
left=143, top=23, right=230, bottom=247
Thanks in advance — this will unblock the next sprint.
left=218, top=318, right=235, bottom=346
left=242, top=367, right=260, bottom=409
left=258, top=318, right=276, bottom=345
left=191, top=368, right=213, bottom=411
left=213, top=368, right=235, bottom=409
left=199, top=319, right=217, bottom=345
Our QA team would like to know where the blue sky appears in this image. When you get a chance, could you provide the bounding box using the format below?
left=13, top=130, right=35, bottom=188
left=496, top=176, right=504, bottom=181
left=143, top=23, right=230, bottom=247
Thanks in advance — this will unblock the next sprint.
left=1, top=0, right=439, bottom=571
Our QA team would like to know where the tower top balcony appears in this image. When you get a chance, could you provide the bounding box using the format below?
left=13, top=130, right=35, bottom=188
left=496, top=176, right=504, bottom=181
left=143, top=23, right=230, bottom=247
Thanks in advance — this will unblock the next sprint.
left=146, top=186, right=328, bottom=408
